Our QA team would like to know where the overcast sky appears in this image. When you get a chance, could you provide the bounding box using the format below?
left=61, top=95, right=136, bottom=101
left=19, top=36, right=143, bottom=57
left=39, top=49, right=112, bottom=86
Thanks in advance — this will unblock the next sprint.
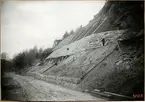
left=1, top=1, right=105, bottom=58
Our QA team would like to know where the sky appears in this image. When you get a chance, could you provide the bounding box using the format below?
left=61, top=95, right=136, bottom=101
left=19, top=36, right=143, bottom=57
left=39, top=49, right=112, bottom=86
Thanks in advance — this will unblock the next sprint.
left=1, top=1, right=105, bottom=58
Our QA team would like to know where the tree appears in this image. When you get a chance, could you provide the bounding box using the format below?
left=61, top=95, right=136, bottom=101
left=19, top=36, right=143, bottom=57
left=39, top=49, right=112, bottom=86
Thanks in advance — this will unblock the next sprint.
left=62, top=31, right=69, bottom=39
left=13, top=52, right=25, bottom=69
left=12, top=46, right=53, bottom=70
left=70, top=30, right=74, bottom=35
left=1, top=52, right=9, bottom=60
left=41, top=48, right=52, bottom=60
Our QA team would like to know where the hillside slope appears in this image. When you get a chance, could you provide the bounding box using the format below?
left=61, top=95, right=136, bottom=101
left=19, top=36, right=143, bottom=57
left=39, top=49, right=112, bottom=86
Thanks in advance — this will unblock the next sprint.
left=53, top=1, right=143, bottom=51
left=25, top=1, right=144, bottom=100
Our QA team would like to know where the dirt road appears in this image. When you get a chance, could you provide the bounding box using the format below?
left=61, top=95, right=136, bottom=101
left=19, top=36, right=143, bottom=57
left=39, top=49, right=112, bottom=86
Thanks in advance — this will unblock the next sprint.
left=5, top=73, right=104, bottom=101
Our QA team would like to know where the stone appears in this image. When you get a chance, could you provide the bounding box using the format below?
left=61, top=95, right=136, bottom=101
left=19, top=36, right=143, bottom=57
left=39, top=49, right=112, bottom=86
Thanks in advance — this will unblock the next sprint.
left=126, top=65, right=130, bottom=69
left=116, top=60, right=123, bottom=65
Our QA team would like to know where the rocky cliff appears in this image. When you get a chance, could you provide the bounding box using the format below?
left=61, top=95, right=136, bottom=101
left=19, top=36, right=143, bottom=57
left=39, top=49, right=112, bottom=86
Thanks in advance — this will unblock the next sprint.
left=26, top=1, right=144, bottom=100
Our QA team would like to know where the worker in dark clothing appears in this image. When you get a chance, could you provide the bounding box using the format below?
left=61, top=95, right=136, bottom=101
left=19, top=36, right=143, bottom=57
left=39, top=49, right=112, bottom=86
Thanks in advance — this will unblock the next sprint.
left=101, top=38, right=105, bottom=46
left=55, top=62, right=57, bottom=65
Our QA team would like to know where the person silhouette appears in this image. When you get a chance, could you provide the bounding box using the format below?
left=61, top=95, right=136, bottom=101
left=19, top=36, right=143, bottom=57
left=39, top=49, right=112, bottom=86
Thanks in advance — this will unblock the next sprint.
left=101, top=38, right=105, bottom=46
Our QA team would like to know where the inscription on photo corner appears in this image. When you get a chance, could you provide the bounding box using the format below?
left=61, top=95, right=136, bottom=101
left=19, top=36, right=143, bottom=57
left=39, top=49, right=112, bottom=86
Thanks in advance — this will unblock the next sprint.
left=133, top=94, right=144, bottom=98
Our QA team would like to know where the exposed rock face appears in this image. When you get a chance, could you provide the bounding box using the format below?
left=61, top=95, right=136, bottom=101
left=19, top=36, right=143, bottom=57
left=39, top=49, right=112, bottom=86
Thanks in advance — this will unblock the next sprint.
left=27, top=1, right=144, bottom=99
left=53, top=1, right=143, bottom=51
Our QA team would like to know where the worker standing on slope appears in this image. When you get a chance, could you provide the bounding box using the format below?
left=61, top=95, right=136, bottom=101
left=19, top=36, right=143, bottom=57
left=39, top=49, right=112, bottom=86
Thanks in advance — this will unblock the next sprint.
left=101, top=38, right=105, bottom=46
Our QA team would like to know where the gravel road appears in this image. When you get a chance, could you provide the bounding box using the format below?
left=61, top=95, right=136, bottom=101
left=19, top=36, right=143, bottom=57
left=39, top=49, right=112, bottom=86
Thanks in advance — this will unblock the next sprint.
left=5, top=73, right=104, bottom=101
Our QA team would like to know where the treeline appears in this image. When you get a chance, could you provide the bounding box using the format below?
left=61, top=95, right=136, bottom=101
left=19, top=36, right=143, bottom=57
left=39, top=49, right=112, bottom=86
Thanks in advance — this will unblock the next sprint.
left=12, top=46, right=52, bottom=70
left=53, top=25, right=83, bottom=48
left=62, top=25, right=83, bottom=40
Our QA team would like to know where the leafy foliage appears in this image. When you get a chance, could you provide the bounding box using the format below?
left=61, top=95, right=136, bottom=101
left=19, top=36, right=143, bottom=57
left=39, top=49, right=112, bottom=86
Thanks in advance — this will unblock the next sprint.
left=12, top=46, right=52, bottom=70
left=1, top=52, right=9, bottom=60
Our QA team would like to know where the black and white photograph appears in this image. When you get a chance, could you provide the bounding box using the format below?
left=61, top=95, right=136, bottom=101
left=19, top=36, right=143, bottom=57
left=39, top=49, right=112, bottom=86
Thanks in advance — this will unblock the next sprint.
left=1, top=0, right=144, bottom=101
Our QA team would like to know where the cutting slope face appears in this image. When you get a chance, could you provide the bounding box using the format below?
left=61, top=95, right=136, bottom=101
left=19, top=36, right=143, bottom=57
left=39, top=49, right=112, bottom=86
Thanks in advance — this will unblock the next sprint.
left=27, top=30, right=125, bottom=90
left=26, top=1, right=143, bottom=97
left=47, top=30, right=125, bottom=59
left=53, top=1, right=143, bottom=51
left=53, top=14, right=108, bottom=51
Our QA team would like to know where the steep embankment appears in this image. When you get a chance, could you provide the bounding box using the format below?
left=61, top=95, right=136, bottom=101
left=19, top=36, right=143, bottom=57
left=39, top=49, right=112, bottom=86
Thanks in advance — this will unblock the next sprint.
left=26, top=1, right=144, bottom=99
left=53, top=1, right=143, bottom=51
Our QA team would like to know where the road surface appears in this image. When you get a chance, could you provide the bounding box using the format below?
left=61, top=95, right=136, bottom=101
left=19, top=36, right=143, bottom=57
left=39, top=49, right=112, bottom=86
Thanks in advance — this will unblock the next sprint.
left=4, top=73, right=104, bottom=101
